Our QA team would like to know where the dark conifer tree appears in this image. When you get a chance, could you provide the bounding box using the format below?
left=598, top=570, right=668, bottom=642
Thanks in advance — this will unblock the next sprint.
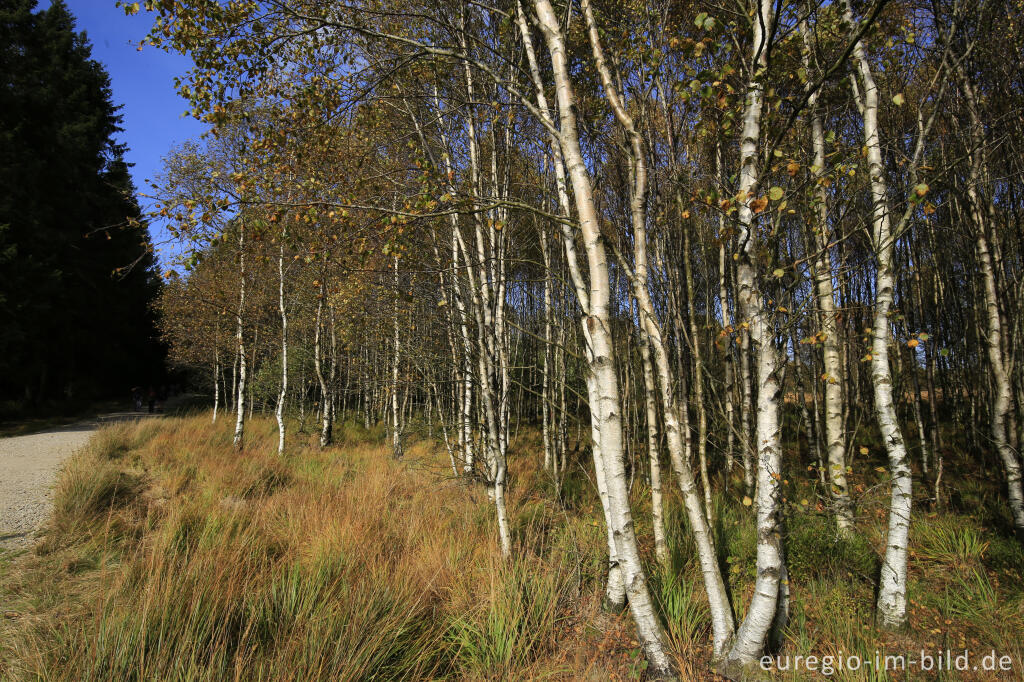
left=0, top=0, right=164, bottom=409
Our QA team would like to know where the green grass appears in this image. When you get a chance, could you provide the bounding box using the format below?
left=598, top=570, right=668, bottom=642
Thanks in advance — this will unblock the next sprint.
left=446, top=557, right=572, bottom=678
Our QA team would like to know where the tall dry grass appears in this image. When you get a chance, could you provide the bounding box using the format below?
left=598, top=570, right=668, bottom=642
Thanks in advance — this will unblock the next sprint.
left=2, top=415, right=1022, bottom=681
left=0, top=417, right=617, bottom=681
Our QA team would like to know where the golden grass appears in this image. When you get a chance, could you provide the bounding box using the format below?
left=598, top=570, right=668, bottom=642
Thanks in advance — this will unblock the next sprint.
left=0, top=417, right=627, bottom=681
left=1, top=415, right=1021, bottom=681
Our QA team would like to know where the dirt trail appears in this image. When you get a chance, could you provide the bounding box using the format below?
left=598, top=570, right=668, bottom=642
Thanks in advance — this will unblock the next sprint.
left=0, top=411, right=167, bottom=551
left=0, top=423, right=99, bottom=550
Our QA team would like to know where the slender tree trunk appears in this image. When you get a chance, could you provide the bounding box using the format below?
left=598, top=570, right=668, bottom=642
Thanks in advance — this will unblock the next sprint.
left=847, top=2, right=912, bottom=628
left=958, top=72, right=1024, bottom=539
left=716, top=141, right=736, bottom=473
left=722, top=0, right=788, bottom=669
left=682, top=212, right=714, bottom=525
left=534, top=1, right=676, bottom=673
left=233, top=223, right=247, bottom=451
left=541, top=225, right=555, bottom=474
left=516, top=0, right=624, bottom=614
left=739, top=320, right=755, bottom=496
left=276, top=239, right=288, bottom=455
left=391, top=256, right=404, bottom=459
left=212, top=345, right=220, bottom=424
left=314, top=280, right=333, bottom=448
left=801, top=18, right=854, bottom=535
left=639, top=323, right=668, bottom=564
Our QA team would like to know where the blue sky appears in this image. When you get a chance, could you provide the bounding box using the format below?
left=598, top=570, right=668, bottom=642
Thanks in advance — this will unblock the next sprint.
left=41, top=0, right=207, bottom=267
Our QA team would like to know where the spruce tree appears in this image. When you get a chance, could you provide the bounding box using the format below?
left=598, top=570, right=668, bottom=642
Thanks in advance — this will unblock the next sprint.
left=0, top=0, right=163, bottom=409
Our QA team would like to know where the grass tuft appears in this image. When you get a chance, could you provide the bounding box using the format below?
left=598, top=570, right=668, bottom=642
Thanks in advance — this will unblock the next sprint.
left=446, top=557, right=571, bottom=677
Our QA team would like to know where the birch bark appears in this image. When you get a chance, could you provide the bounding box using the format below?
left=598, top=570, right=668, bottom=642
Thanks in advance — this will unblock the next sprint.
left=799, top=19, right=854, bottom=535
left=845, top=0, right=912, bottom=628
left=721, top=0, right=788, bottom=669
left=212, top=344, right=219, bottom=424
left=533, top=0, right=674, bottom=673
left=515, top=0, right=625, bottom=611
left=958, top=72, right=1024, bottom=538
left=232, top=222, right=247, bottom=450
left=276, top=239, right=288, bottom=455
left=391, top=256, right=404, bottom=459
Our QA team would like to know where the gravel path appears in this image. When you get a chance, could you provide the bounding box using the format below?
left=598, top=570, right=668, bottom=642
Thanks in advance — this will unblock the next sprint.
left=0, top=423, right=99, bottom=551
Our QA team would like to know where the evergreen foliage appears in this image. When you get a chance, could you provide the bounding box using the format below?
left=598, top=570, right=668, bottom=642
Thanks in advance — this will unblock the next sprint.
left=0, top=0, right=164, bottom=410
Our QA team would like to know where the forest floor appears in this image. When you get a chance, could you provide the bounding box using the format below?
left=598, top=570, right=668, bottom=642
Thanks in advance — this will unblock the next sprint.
left=0, top=415, right=1022, bottom=680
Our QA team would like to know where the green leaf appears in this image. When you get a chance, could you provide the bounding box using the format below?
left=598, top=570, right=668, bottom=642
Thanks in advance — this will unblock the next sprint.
left=694, top=12, right=708, bottom=27
left=768, top=186, right=784, bottom=201
left=892, top=93, right=905, bottom=106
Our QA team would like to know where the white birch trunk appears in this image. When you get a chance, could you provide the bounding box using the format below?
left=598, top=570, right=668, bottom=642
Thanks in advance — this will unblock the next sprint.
left=639, top=326, right=668, bottom=564
left=715, top=139, right=736, bottom=473
left=515, top=0, right=623, bottom=610
left=722, top=0, right=788, bottom=669
left=718, top=239, right=736, bottom=472
left=846, top=1, right=912, bottom=628
left=314, top=282, right=333, bottom=449
left=959, top=74, right=1024, bottom=538
left=739, top=324, right=755, bottom=496
left=391, top=256, right=404, bottom=459
left=212, top=345, right=219, bottom=424
left=533, top=1, right=674, bottom=673
left=800, top=19, right=854, bottom=535
left=541, top=226, right=554, bottom=474
left=683, top=218, right=714, bottom=525
left=276, top=240, right=288, bottom=456
left=232, top=222, right=247, bottom=451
